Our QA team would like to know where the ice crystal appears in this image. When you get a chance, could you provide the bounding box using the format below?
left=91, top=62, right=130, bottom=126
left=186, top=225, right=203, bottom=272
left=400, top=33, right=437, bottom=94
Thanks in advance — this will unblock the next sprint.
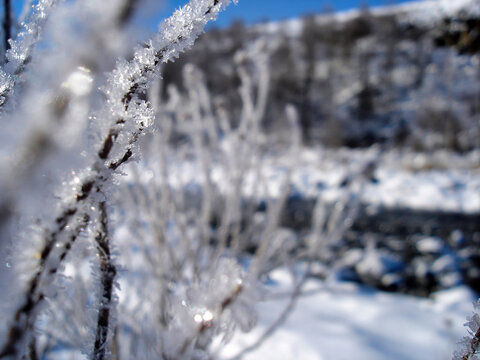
left=454, top=300, right=480, bottom=360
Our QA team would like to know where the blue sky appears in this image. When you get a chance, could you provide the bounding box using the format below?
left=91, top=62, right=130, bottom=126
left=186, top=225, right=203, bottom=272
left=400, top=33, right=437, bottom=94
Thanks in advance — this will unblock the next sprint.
left=9, top=0, right=421, bottom=28
left=163, top=0, right=420, bottom=27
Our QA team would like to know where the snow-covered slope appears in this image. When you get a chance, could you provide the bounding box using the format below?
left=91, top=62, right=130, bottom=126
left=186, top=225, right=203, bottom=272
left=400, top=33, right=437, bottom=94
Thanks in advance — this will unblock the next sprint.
left=133, top=147, right=480, bottom=213
left=400, top=0, right=480, bottom=24
left=219, top=269, right=477, bottom=360
left=257, top=0, right=480, bottom=37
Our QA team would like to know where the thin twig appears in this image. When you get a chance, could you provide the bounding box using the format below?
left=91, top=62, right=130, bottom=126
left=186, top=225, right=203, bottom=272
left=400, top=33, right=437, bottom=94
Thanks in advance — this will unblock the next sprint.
left=228, top=266, right=310, bottom=360
left=0, top=1, right=233, bottom=357
left=0, top=213, right=90, bottom=358
left=0, top=0, right=59, bottom=108
left=0, top=0, right=228, bottom=238
left=93, top=201, right=117, bottom=360
left=2, top=0, right=12, bottom=59
left=177, top=283, right=243, bottom=357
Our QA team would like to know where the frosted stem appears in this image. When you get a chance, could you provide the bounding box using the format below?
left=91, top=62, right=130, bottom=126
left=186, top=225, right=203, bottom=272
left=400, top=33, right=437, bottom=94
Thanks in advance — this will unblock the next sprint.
left=0, top=213, right=90, bottom=359
left=93, top=201, right=117, bottom=360
left=2, top=0, right=12, bottom=57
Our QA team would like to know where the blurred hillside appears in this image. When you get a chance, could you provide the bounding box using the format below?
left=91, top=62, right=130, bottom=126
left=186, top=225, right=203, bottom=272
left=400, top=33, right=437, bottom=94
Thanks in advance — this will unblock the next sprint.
left=162, top=0, right=480, bottom=151
left=153, top=0, right=480, bottom=297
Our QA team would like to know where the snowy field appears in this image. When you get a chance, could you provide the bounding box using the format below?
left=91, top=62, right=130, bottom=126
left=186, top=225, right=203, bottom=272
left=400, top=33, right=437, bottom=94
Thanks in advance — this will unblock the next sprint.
left=219, top=269, right=477, bottom=360
left=46, top=267, right=478, bottom=360
left=120, top=144, right=480, bottom=360
left=134, top=146, right=480, bottom=213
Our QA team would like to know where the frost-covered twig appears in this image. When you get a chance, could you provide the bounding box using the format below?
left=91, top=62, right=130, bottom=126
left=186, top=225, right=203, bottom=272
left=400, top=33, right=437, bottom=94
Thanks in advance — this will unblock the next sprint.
left=228, top=266, right=308, bottom=360
left=92, top=201, right=116, bottom=360
left=0, top=0, right=58, bottom=107
left=214, top=42, right=270, bottom=257
left=228, top=154, right=371, bottom=360
left=177, top=282, right=243, bottom=357
left=2, top=0, right=12, bottom=57
left=256, top=117, right=298, bottom=261
left=0, top=213, right=91, bottom=358
left=454, top=300, right=480, bottom=360
left=0, top=0, right=137, bottom=109
left=0, top=0, right=236, bottom=245
left=112, top=51, right=276, bottom=359
left=0, top=0, right=236, bottom=358
left=0, top=0, right=237, bottom=239
left=0, top=0, right=142, bottom=233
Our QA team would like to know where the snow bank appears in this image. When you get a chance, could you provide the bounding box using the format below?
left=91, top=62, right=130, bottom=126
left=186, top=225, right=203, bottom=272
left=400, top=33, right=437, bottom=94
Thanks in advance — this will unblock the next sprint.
left=219, top=270, right=477, bottom=360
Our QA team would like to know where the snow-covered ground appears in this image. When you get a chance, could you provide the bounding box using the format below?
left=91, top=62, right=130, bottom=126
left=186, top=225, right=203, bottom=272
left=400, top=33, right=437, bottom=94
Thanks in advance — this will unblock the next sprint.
left=46, top=269, right=477, bottom=360
left=116, top=144, right=480, bottom=360
left=118, top=141, right=480, bottom=359
left=219, top=269, right=477, bottom=360
left=286, top=148, right=480, bottom=213
left=132, top=147, right=480, bottom=213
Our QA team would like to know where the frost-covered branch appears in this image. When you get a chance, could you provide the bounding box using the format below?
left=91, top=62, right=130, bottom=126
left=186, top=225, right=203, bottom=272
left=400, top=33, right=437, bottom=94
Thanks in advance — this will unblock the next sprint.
left=228, top=179, right=365, bottom=360
left=0, top=0, right=237, bottom=239
left=2, top=0, right=12, bottom=57
left=110, top=46, right=280, bottom=359
left=177, top=282, right=243, bottom=357
left=0, top=212, right=91, bottom=358
left=0, top=0, right=139, bottom=110
left=0, top=0, right=140, bottom=232
left=0, top=0, right=58, bottom=108
left=454, top=300, right=480, bottom=360
left=92, top=201, right=116, bottom=360
left=0, top=0, right=237, bottom=358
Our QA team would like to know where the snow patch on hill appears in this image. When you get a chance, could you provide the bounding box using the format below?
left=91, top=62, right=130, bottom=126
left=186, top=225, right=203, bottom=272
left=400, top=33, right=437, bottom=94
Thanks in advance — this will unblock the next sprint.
left=257, top=0, right=480, bottom=38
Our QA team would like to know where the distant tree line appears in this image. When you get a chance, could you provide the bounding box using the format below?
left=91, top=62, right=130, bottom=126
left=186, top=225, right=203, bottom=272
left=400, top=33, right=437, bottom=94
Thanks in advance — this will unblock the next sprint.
left=162, top=5, right=480, bottom=152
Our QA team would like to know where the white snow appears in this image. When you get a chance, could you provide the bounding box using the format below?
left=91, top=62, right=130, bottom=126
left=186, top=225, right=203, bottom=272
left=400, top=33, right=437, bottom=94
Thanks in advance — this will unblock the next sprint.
left=218, top=269, right=477, bottom=360
left=400, top=0, right=480, bottom=25
left=255, top=0, right=480, bottom=39
left=416, top=237, right=444, bottom=254
left=133, top=147, right=480, bottom=213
